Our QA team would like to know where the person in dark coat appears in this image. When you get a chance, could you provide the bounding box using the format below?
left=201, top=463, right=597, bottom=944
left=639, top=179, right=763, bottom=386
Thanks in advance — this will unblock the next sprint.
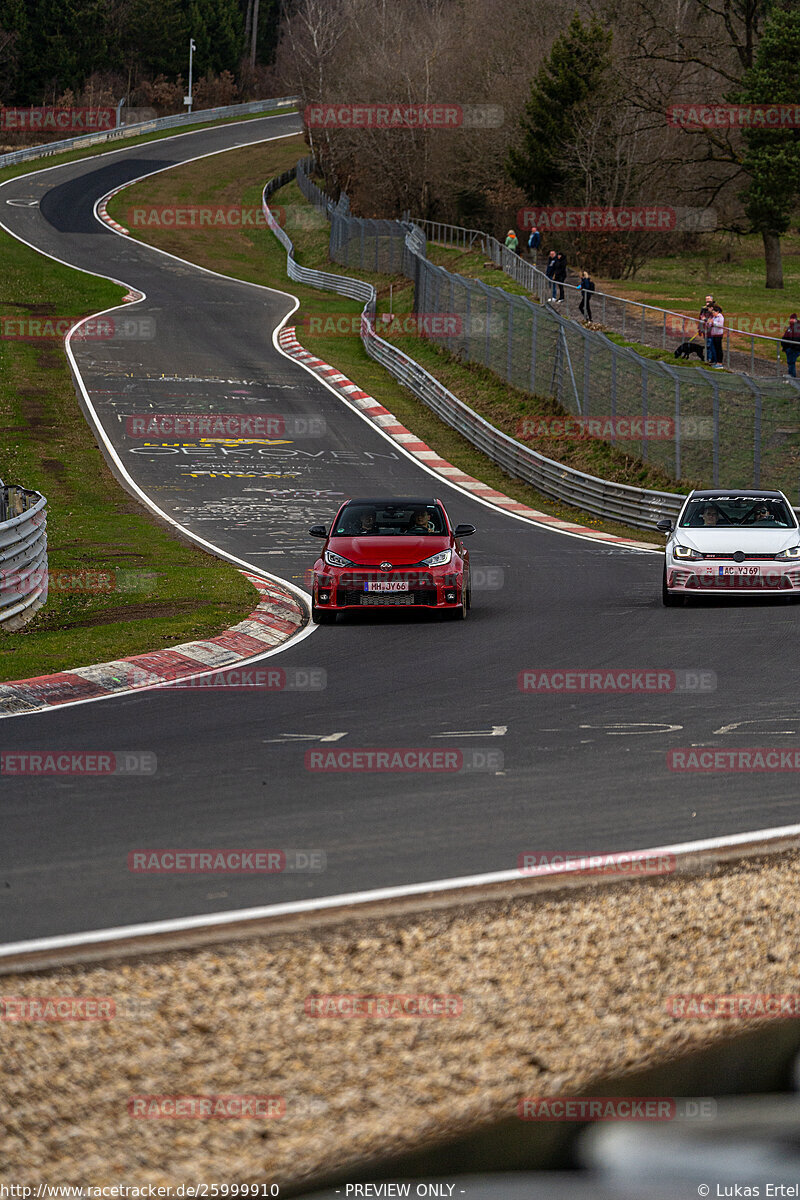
left=545, top=250, right=558, bottom=301
left=578, top=270, right=595, bottom=322
left=553, top=252, right=567, bottom=302
left=782, top=313, right=800, bottom=378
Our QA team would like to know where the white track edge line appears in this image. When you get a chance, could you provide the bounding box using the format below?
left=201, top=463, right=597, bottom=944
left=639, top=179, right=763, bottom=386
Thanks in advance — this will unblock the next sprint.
left=2, top=822, right=799, bottom=958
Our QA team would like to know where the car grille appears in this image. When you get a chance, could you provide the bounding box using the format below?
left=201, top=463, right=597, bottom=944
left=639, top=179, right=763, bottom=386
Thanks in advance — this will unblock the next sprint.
left=684, top=573, right=791, bottom=590
left=698, top=553, right=778, bottom=560
left=340, top=588, right=439, bottom=607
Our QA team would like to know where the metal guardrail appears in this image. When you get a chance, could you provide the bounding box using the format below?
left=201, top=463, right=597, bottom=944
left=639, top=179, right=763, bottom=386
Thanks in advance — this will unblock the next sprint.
left=414, top=216, right=797, bottom=379
left=0, top=485, right=48, bottom=630
left=0, top=97, right=299, bottom=170
left=264, top=166, right=682, bottom=531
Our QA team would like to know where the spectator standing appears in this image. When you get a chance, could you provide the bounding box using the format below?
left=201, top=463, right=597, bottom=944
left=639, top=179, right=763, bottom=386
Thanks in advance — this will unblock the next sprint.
left=577, top=270, right=595, bottom=322
left=545, top=250, right=558, bottom=301
left=782, top=313, right=800, bottom=378
left=710, top=304, right=725, bottom=368
left=505, top=229, right=519, bottom=253
left=697, top=294, right=714, bottom=362
left=553, top=252, right=567, bottom=303
left=527, top=225, right=541, bottom=258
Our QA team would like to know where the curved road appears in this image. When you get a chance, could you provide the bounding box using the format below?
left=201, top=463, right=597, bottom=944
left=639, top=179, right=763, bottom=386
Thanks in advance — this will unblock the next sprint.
left=1, top=113, right=798, bottom=944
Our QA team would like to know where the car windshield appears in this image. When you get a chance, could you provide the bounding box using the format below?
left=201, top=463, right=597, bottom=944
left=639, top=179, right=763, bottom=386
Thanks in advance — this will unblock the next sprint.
left=679, top=496, right=796, bottom=529
left=333, top=505, right=445, bottom=535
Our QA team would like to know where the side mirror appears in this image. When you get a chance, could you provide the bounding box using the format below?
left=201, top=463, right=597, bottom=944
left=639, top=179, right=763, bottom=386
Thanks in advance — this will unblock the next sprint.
left=454, top=523, right=476, bottom=537
left=656, top=519, right=673, bottom=533
left=308, top=525, right=327, bottom=538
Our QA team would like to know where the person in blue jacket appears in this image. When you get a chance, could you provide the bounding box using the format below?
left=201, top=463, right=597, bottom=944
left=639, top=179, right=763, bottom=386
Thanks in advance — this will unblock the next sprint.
left=527, top=225, right=541, bottom=258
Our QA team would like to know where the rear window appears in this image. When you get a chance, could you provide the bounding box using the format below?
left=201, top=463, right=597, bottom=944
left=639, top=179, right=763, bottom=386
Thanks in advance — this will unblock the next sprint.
left=679, top=496, right=796, bottom=529
left=333, top=504, right=445, bottom=535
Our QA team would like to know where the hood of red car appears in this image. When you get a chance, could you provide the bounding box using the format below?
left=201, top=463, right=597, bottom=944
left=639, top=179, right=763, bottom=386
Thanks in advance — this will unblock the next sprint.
left=327, top=535, right=450, bottom=565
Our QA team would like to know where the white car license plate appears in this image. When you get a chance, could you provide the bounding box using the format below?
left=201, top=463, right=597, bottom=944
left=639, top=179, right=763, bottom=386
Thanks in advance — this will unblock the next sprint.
left=365, top=581, right=409, bottom=592
left=701, top=565, right=759, bottom=576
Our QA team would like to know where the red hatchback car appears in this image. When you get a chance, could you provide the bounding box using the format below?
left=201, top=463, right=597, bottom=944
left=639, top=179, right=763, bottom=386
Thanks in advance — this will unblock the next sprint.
left=308, top=497, right=475, bottom=623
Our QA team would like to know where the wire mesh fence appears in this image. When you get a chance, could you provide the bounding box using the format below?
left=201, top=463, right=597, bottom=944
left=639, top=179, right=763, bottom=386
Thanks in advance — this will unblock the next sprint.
left=415, top=218, right=796, bottom=380
left=295, top=159, right=800, bottom=500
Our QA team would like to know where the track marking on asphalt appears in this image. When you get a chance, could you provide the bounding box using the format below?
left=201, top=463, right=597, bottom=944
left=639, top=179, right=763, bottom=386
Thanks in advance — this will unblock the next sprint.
left=262, top=732, right=348, bottom=743
left=432, top=725, right=507, bottom=737
left=578, top=722, right=684, bottom=735
left=713, top=719, right=797, bottom=735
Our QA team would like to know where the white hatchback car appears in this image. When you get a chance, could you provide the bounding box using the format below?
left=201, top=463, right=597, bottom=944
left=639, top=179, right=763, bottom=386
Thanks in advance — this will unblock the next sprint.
left=658, top=489, right=800, bottom=605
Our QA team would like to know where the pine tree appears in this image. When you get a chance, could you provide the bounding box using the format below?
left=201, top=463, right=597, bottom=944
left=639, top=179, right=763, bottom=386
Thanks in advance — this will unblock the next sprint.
left=190, top=0, right=244, bottom=77
left=25, top=0, right=109, bottom=100
left=506, top=12, right=614, bottom=203
left=114, top=0, right=190, bottom=81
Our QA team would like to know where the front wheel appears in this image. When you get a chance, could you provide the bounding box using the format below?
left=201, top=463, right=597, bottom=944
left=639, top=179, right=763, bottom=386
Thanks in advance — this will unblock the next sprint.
left=312, top=603, right=336, bottom=624
left=662, top=568, right=681, bottom=607
left=446, top=586, right=468, bottom=620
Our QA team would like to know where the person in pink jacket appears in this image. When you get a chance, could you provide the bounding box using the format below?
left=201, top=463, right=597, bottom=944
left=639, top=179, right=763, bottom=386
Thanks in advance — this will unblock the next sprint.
left=709, top=304, right=725, bottom=368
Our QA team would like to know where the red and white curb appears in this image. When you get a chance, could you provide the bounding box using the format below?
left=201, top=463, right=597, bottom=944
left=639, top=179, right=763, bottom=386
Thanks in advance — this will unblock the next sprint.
left=277, top=326, right=658, bottom=551
left=97, top=185, right=130, bottom=234
left=0, top=572, right=306, bottom=717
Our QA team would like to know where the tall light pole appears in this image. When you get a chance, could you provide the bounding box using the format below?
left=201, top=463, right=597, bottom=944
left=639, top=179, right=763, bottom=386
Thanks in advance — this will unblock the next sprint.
left=249, top=0, right=260, bottom=69
left=185, top=38, right=197, bottom=113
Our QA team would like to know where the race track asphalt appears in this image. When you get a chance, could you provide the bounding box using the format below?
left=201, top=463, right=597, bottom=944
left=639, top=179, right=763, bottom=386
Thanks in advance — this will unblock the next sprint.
left=1, top=113, right=797, bottom=943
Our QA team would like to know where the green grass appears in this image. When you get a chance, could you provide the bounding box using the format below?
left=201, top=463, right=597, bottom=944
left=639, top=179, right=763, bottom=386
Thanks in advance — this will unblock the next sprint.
left=593, top=232, right=800, bottom=323
left=106, top=156, right=680, bottom=543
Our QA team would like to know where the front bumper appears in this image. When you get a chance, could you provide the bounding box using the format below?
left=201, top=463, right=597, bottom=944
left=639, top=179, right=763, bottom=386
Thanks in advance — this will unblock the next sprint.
left=314, top=569, right=465, bottom=610
left=666, top=560, right=800, bottom=594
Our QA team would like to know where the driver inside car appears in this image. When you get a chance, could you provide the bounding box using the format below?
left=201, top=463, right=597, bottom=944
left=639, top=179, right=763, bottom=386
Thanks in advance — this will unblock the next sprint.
left=691, top=503, right=726, bottom=526
left=346, top=509, right=377, bottom=534
left=408, top=507, right=436, bottom=533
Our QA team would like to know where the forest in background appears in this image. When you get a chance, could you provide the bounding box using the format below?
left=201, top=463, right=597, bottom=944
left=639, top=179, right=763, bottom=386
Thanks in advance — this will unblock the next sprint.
left=0, top=0, right=798, bottom=283
left=275, top=0, right=800, bottom=284
left=0, top=0, right=281, bottom=115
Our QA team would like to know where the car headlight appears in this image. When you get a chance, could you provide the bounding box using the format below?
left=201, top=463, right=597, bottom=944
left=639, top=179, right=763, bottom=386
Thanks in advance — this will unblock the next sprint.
left=324, top=550, right=355, bottom=567
left=420, top=549, right=453, bottom=568
left=673, top=545, right=702, bottom=561
left=776, top=546, right=800, bottom=560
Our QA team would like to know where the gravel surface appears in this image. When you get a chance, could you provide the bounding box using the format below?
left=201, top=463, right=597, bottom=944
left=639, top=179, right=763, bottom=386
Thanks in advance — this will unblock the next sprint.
left=2, top=853, right=799, bottom=1189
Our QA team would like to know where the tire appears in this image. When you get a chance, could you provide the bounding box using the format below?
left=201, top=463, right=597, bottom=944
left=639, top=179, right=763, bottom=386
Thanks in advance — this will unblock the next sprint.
left=447, top=586, right=468, bottom=620
left=312, top=603, right=336, bottom=624
left=662, top=567, right=681, bottom=607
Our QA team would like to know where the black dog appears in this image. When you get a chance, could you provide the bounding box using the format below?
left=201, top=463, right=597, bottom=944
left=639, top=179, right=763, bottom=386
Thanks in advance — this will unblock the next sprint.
left=674, top=341, right=705, bottom=361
